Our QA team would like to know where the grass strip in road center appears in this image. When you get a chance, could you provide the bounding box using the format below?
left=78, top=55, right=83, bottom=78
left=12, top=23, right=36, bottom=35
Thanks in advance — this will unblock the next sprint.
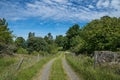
left=49, top=57, right=67, bottom=80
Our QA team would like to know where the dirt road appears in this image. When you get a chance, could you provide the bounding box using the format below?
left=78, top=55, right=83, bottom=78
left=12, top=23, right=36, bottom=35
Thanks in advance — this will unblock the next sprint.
left=33, top=58, right=56, bottom=80
left=33, top=54, right=80, bottom=80
left=62, top=57, right=80, bottom=80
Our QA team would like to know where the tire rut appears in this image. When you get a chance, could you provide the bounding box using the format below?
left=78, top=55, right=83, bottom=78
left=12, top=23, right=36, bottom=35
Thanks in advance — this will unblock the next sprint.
left=33, top=58, right=56, bottom=80
left=62, top=57, right=80, bottom=80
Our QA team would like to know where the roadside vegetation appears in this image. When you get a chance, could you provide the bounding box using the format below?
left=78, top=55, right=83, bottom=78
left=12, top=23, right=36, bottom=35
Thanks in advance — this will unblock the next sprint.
left=66, top=54, right=120, bottom=80
left=0, top=57, right=17, bottom=74
left=13, top=55, right=55, bottom=80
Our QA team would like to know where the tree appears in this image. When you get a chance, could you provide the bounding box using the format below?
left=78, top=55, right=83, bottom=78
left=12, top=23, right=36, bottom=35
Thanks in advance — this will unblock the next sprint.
left=44, top=33, right=53, bottom=44
left=66, top=24, right=80, bottom=39
left=0, top=18, right=13, bottom=44
left=15, top=37, right=26, bottom=48
left=48, top=33, right=53, bottom=40
left=65, top=24, right=81, bottom=50
left=64, top=16, right=120, bottom=55
left=27, top=36, right=48, bottom=53
left=72, top=37, right=87, bottom=55
left=55, top=35, right=65, bottom=47
left=28, top=32, right=35, bottom=39
left=0, top=18, right=14, bottom=54
left=83, top=16, right=120, bottom=53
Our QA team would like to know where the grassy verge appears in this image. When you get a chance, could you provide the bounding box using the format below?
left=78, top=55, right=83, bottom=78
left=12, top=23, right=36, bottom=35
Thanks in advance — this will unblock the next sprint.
left=66, top=54, right=120, bottom=80
left=0, top=56, right=19, bottom=80
left=49, top=57, right=67, bottom=80
left=13, top=55, right=55, bottom=80
left=0, top=56, right=18, bottom=74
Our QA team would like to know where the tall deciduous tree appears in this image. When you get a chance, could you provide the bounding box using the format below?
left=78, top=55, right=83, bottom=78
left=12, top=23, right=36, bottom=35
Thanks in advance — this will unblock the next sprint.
left=64, top=16, right=120, bottom=54
left=83, top=16, right=120, bottom=53
left=65, top=24, right=81, bottom=50
left=55, top=35, right=65, bottom=47
left=27, top=36, right=48, bottom=53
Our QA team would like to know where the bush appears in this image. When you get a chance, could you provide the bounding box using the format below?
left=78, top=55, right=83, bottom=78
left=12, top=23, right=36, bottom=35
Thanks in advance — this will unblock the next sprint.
left=17, top=47, right=28, bottom=54
left=32, top=51, right=39, bottom=55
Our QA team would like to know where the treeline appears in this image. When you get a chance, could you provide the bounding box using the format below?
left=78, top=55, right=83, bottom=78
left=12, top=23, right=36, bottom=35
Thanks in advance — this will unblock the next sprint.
left=15, top=32, right=58, bottom=55
left=0, top=16, right=120, bottom=55
left=0, top=18, right=58, bottom=55
left=56, top=16, right=120, bottom=55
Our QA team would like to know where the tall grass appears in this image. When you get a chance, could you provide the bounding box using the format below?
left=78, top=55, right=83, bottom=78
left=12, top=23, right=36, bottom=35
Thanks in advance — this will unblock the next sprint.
left=66, top=54, right=120, bottom=80
left=0, top=53, right=58, bottom=80
left=13, top=55, right=55, bottom=80
left=0, top=56, right=18, bottom=80
left=0, top=57, right=16, bottom=72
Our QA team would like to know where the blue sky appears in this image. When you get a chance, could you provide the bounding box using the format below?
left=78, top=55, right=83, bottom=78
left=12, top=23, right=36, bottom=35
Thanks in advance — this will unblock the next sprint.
left=0, top=0, right=120, bottom=39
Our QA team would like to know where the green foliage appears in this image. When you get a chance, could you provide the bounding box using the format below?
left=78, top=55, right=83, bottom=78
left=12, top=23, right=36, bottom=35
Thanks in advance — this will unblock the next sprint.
left=0, top=18, right=13, bottom=44
left=27, top=37, right=48, bottom=53
left=17, top=47, right=28, bottom=54
left=32, top=51, right=40, bottom=55
left=0, top=57, right=16, bottom=72
left=14, top=55, right=55, bottom=80
left=15, top=37, right=26, bottom=48
left=55, top=35, right=65, bottom=47
left=2, top=16, right=120, bottom=56
left=27, top=32, right=58, bottom=55
left=47, top=43, right=58, bottom=54
left=0, top=18, right=14, bottom=54
left=28, top=32, right=35, bottom=38
left=71, top=37, right=87, bottom=55
left=64, top=16, right=120, bottom=54
left=83, top=16, right=120, bottom=53
left=65, top=24, right=81, bottom=50
left=66, top=24, right=80, bottom=39
left=44, top=33, right=53, bottom=44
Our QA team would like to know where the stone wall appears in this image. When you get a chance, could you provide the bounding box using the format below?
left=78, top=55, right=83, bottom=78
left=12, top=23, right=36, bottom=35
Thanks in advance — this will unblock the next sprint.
left=94, top=51, right=120, bottom=65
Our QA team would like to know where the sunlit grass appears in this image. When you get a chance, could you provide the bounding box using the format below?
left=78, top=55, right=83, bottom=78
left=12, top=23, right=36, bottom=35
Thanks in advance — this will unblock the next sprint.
left=0, top=57, right=17, bottom=73
left=13, top=55, right=55, bottom=80
left=49, top=57, right=67, bottom=80
left=66, top=54, right=120, bottom=80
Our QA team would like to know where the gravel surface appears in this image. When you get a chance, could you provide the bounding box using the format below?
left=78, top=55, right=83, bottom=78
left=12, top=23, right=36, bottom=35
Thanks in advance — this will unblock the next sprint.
left=62, top=57, right=80, bottom=80
left=33, top=58, right=56, bottom=80
left=33, top=54, right=80, bottom=80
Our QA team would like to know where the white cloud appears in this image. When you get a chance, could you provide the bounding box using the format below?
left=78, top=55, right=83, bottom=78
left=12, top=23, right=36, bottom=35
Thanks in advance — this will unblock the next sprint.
left=88, top=5, right=94, bottom=8
left=0, top=0, right=120, bottom=22
left=43, top=0, right=68, bottom=4
left=111, top=0, right=120, bottom=10
left=97, top=0, right=110, bottom=8
left=102, top=0, right=110, bottom=7
left=52, top=0, right=68, bottom=3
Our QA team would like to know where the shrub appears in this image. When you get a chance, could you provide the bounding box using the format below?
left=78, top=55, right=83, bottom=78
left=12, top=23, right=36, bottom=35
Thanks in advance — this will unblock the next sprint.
left=17, top=47, right=28, bottom=54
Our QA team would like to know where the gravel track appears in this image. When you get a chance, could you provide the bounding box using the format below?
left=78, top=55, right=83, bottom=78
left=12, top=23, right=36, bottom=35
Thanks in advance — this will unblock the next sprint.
left=62, top=57, right=80, bottom=80
left=33, top=58, right=56, bottom=80
left=33, top=54, right=80, bottom=80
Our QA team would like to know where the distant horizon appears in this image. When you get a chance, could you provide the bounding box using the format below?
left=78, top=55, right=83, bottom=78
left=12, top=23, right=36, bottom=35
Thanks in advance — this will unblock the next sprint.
left=0, top=0, right=120, bottom=39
